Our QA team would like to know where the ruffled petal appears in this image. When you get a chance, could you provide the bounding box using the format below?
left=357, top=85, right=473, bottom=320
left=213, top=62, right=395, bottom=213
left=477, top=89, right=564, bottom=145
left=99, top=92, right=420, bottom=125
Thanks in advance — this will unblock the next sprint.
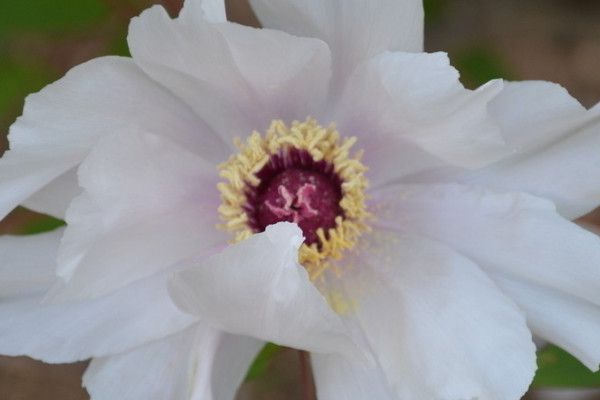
left=84, top=324, right=262, bottom=400
left=465, top=82, right=600, bottom=219
left=128, top=5, right=331, bottom=144
left=0, top=56, right=224, bottom=220
left=492, top=273, right=600, bottom=371
left=317, top=232, right=535, bottom=400
left=249, top=0, right=423, bottom=93
left=488, top=81, right=587, bottom=150
left=55, top=131, right=227, bottom=300
left=0, top=229, right=62, bottom=297
left=0, top=270, right=195, bottom=363
left=169, top=222, right=359, bottom=357
left=334, top=52, right=508, bottom=178
left=373, top=183, right=600, bottom=315
left=180, top=0, right=226, bottom=23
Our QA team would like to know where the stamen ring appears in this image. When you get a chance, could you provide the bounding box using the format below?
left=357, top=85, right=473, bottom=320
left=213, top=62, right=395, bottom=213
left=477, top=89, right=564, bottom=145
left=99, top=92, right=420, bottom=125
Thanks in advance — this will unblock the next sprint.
left=218, top=119, right=370, bottom=280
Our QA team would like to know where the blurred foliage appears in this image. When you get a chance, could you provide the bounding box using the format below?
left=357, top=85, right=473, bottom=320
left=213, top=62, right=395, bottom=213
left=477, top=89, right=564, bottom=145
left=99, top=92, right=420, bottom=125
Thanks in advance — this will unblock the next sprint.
left=423, top=0, right=448, bottom=24
left=0, top=0, right=107, bottom=34
left=19, top=214, right=66, bottom=235
left=453, top=46, right=514, bottom=88
left=0, top=62, right=52, bottom=116
left=533, top=345, right=600, bottom=388
left=245, top=343, right=283, bottom=382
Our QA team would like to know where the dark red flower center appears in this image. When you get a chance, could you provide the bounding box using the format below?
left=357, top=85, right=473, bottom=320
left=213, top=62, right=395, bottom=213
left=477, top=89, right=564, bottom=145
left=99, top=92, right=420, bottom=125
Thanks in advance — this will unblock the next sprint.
left=244, top=149, right=342, bottom=244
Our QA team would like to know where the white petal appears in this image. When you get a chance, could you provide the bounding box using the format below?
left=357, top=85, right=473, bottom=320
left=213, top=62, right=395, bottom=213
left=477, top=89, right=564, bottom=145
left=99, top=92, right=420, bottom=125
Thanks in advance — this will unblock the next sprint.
left=359, top=134, right=450, bottom=191
left=180, top=0, right=226, bottom=23
left=372, top=183, right=600, bottom=308
left=128, top=5, right=331, bottom=144
left=334, top=52, right=509, bottom=174
left=0, top=228, right=62, bottom=297
left=492, top=273, right=600, bottom=371
left=249, top=0, right=424, bottom=93
left=320, top=232, right=535, bottom=400
left=488, top=81, right=586, bottom=150
left=191, top=330, right=263, bottom=400
left=55, top=132, right=227, bottom=300
left=0, top=150, right=80, bottom=220
left=311, top=353, right=395, bottom=400
left=0, top=271, right=196, bottom=363
left=21, top=168, right=80, bottom=218
left=84, top=324, right=262, bottom=400
left=169, top=222, right=359, bottom=357
left=465, top=82, right=600, bottom=219
left=0, top=56, right=225, bottom=220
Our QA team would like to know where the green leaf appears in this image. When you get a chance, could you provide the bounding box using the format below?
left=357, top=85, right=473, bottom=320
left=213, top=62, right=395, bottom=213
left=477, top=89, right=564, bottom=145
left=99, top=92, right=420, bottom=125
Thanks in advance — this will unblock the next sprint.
left=19, top=214, right=66, bottom=235
left=245, top=343, right=283, bottom=381
left=0, top=0, right=107, bottom=34
left=533, top=345, right=600, bottom=388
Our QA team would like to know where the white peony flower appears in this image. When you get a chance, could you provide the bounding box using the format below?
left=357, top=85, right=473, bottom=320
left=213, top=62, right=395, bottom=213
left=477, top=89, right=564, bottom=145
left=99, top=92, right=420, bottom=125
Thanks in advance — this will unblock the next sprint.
left=1, top=0, right=600, bottom=399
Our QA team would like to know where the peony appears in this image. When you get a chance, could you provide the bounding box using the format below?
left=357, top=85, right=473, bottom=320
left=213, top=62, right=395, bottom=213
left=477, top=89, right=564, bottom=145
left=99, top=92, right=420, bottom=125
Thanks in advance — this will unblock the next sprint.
left=1, top=0, right=600, bottom=399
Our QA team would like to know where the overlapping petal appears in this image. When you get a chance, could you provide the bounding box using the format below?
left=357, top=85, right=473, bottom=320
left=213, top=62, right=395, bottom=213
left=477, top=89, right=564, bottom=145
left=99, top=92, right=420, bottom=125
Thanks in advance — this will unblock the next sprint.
left=20, top=169, right=81, bottom=220
left=311, top=353, right=395, bottom=400
left=492, top=273, right=600, bottom=371
left=179, top=0, right=226, bottom=24
left=316, top=232, right=536, bottom=400
left=55, top=131, right=227, bottom=300
left=0, top=228, right=62, bottom=297
left=169, top=222, right=359, bottom=358
left=128, top=5, right=332, bottom=144
left=465, top=82, right=600, bottom=219
left=249, top=0, right=423, bottom=93
left=0, top=232, right=195, bottom=363
left=84, top=325, right=262, bottom=400
left=334, top=51, right=508, bottom=179
left=0, top=56, right=224, bottom=220
left=373, top=183, right=600, bottom=308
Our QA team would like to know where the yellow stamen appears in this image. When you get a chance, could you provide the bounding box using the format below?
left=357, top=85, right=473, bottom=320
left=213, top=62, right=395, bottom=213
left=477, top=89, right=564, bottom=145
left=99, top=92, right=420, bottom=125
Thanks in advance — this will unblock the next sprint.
left=218, top=118, right=370, bottom=281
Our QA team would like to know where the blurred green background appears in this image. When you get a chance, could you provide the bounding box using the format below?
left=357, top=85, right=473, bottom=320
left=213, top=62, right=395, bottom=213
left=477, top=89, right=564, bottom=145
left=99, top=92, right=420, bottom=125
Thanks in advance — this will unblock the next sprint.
left=1, top=0, right=600, bottom=399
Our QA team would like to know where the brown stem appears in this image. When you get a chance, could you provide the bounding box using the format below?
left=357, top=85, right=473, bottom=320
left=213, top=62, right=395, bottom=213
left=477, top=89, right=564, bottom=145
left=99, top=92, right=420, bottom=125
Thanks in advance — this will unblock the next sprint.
left=298, top=350, right=317, bottom=400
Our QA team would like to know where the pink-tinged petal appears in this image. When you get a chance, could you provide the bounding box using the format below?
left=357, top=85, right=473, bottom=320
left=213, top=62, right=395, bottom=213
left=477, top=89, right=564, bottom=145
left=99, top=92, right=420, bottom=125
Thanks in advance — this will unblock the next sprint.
left=334, top=52, right=508, bottom=182
left=54, top=131, right=227, bottom=301
left=373, top=183, right=600, bottom=312
left=316, top=232, right=535, bottom=400
left=169, top=222, right=360, bottom=358
left=128, top=5, right=331, bottom=144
